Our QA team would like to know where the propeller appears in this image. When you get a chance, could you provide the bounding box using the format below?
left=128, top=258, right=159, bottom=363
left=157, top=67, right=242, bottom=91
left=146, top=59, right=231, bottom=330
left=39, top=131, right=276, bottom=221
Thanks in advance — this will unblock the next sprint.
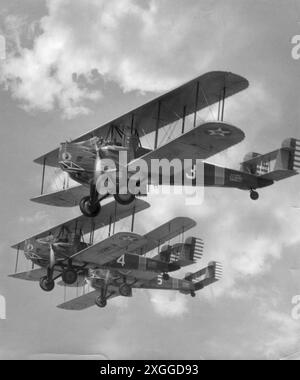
left=36, top=235, right=73, bottom=269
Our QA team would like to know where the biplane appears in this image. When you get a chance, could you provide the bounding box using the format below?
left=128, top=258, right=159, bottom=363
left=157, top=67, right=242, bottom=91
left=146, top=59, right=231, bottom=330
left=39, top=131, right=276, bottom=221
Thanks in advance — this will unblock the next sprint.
left=10, top=205, right=221, bottom=308
left=31, top=71, right=249, bottom=217
left=57, top=261, right=222, bottom=310
left=31, top=71, right=300, bottom=217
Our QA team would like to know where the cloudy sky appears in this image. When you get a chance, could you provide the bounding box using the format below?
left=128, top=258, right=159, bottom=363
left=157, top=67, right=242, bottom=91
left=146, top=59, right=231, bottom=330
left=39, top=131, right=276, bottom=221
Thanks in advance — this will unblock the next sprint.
left=1, top=0, right=300, bottom=360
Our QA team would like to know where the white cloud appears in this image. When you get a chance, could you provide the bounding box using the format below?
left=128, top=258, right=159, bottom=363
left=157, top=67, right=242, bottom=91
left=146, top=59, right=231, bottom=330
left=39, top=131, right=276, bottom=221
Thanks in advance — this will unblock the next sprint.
left=149, top=290, right=188, bottom=317
left=0, top=0, right=239, bottom=118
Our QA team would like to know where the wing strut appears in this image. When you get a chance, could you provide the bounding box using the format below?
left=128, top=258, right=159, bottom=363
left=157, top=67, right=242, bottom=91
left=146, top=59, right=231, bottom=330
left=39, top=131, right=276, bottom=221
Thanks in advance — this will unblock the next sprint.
left=217, top=85, right=227, bottom=122
left=131, top=205, right=136, bottom=233
left=41, top=157, right=46, bottom=195
left=14, top=245, right=20, bottom=273
left=193, top=82, right=200, bottom=128
left=154, top=101, right=162, bottom=149
left=182, top=105, right=187, bottom=134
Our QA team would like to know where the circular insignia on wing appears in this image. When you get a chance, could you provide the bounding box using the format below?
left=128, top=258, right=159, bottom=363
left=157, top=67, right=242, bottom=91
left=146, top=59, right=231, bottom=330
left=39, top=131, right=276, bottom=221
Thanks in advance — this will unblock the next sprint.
left=62, top=152, right=72, bottom=161
left=205, top=126, right=232, bottom=137
left=26, top=243, right=34, bottom=252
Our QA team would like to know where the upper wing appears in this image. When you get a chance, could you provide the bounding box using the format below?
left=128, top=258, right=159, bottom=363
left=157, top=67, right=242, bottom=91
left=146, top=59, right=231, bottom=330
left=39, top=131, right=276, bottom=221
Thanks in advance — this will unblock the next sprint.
left=34, top=72, right=249, bottom=167
left=72, top=232, right=148, bottom=267
left=135, top=217, right=197, bottom=255
left=31, top=185, right=88, bottom=207
left=132, top=122, right=245, bottom=164
left=12, top=198, right=150, bottom=251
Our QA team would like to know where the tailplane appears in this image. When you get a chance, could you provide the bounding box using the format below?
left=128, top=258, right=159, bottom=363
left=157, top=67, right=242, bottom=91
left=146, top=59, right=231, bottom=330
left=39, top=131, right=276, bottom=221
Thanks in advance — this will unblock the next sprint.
left=157, top=237, right=204, bottom=268
left=184, top=261, right=222, bottom=291
left=240, top=138, right=300, bottom=181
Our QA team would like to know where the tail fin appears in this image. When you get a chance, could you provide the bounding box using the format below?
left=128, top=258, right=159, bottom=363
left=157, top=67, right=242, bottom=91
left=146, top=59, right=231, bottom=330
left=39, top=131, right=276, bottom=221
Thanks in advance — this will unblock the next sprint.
left=240, top=138, right=300, bottom=181
left=185, top=261, right=222, bottom=291
left=158, top=237, right=204, bottom=267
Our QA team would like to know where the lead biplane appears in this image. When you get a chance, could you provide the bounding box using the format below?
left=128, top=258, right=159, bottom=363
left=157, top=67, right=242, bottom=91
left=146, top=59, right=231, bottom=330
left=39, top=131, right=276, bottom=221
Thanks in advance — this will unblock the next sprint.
left=31, top=71, right=248, bottom=217
left=31, top=71, right=300, bottom=217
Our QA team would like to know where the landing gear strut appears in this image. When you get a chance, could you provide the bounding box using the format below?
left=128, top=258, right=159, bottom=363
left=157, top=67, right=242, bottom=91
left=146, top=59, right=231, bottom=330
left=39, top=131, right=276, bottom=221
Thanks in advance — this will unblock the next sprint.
left=95, top=288, right=108, bottom=308
left=250, top=190, right=259, bottom=201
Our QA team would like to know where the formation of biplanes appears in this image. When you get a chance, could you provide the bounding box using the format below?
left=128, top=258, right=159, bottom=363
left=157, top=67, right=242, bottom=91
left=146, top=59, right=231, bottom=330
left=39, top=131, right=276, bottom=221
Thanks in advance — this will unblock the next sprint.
left=10, top=71, right=300, bottom=310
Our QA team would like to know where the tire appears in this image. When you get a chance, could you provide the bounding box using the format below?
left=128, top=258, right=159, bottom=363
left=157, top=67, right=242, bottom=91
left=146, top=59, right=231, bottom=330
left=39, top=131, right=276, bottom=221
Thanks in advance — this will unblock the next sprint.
left=162, top=273, right=170, bottom=281
left=79, top=196, right=101, bottom=218
left=95, top=296, right=107, bottom=308
left=114, top=193, right=136, bottom=206
left=119, top=284, right=132, bottom=297
left=62, top=269, right=78, bottom=285
left=39, top=276, right=55, bottom=292
left=250, top=190, right=259, bottom=201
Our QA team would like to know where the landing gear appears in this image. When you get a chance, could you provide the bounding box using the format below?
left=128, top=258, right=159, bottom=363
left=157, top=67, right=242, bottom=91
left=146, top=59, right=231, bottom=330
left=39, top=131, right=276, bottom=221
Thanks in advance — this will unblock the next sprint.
left=119, top=283, right=132, bottom=297
left=62, top=268, right=78, bottom=285
left=114, top=193, right=136, bottom=206
left=95, top=296, right=107, bottom=308
left=191, top=291, right=196, bottom=298
left=39, top=276, right=55, bottom=292
left=79, top=196, right=101, bottom=218
left=250, top=190, right=259, bottom=201
left=162, top=273, right=170, bottom=281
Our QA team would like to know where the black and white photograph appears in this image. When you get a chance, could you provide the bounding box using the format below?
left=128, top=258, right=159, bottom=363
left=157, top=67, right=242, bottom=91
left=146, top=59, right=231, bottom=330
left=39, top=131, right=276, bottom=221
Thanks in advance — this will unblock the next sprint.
left=1, top=0, right=300, bottom=362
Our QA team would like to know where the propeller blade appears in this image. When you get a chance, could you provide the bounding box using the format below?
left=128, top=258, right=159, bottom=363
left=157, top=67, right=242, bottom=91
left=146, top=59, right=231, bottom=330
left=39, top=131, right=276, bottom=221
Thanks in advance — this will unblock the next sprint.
left=49, top=244, right=56, bottom=269
left=94, top=141, right=102, bottom=182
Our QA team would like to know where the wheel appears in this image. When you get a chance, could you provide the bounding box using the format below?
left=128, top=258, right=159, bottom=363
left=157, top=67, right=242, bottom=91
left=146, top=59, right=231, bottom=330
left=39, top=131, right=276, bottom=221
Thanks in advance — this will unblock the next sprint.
left=250, top=190, right=259, bottom=201
left=79, top=196, right=101, bottom=218
left=114, top=193, right=136, bottom=206
left=162, top=273, right=170, bottom=281
left=119, top=283, right=132, bottom=297
left=191, top=291, right=196, bottom=298
left=62, top=269, right=78, bottom=285
left=95, top=296, right=107, bottom=308
left=39, top=276, right=55, bottom=292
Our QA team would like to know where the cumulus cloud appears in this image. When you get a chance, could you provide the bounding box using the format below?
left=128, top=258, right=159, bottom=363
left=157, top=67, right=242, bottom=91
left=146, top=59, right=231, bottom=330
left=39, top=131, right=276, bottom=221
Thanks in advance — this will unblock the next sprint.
left=0, top=0, right=240, bottom=118
left=149, top=291, right=188, bottom=317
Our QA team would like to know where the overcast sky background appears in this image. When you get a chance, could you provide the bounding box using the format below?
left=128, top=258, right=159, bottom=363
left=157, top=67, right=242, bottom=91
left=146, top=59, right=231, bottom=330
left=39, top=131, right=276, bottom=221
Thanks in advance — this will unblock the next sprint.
left=1, top=0, right=300, bottom=360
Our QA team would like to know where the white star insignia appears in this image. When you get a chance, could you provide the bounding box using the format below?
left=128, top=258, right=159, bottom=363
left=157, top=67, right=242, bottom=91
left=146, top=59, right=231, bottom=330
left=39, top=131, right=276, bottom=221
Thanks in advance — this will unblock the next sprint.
left=207, top=127, right=231, bottom=137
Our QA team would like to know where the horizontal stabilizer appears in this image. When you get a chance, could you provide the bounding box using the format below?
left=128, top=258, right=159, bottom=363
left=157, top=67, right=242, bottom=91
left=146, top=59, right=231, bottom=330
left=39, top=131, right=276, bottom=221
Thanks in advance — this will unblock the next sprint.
left=158, top=237, right=204, bottom=267
left=185, top=261, right=222, bottom=291
left=241, top=138, right=300, bottom=181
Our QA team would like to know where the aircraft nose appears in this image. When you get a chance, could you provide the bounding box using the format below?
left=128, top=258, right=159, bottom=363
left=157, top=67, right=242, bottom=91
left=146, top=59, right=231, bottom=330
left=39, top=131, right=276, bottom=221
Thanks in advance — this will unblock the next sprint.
left=59, top=143, right=73, bottom=162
